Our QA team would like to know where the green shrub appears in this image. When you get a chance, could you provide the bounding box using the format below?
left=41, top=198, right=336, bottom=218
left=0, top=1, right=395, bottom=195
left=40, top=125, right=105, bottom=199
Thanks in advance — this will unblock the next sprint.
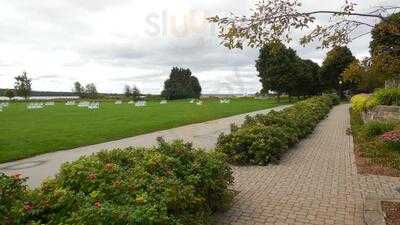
left=217, top=96, right=338, bottom=165
left=371, top=88, right=400, bottom=106
left=351, top=94, right=370, bottom=112
left=359, top=121, right=396, bottom=140
left=351, top=88, right=400, bottom=112
left=326, top=94, right=341, bottom=105
left=0, top=173, right=30, bottom=225
left=0, top=140, right=234, bottom=225
left=217, top=124, right=291, bottom=165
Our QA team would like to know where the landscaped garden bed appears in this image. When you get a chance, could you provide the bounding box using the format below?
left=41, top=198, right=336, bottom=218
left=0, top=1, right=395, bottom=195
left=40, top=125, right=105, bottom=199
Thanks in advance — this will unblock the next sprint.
left=216, top=95, right=340, bottom=165
left=382, top=201, right=400, bottom=225
left=0, top=139, right=234, bottom=225
left=350, top=88, right=400, bottom=176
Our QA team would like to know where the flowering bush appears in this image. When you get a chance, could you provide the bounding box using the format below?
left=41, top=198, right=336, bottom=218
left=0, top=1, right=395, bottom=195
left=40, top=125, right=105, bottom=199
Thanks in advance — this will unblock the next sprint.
left=0, top=139, right=234, bottom=225
left=0, top=173, right=30, bottom=225
left=217, top=96, right=338, bottom=165
left=380, top=130, right=400, bottom=150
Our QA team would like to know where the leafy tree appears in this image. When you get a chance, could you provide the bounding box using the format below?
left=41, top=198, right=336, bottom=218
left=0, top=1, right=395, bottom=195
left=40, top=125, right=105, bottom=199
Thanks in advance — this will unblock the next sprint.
left=320, top=46, right=355, bottom=97
left=84, top=83, right=98, bottom=99
left=14, top=71, right=32, bottom=99
left=208, top=0, right=399, bottom=50
left=131, top=85, right=141, bottom=100
left=124, top=85, right=132, bottom=98
left=369, top=12, right=400, bottom=81
left=294, top=59, right=322, bottom=97
left=123, top=85, right=141, bottom=100
left=73, top=82, right=85, bottom=98
left=161, top=67, right=202, bottom=100
left=4, top=89, right=14, bottom=99
left=342, top=58, right=383, bottom=93
left=370, top=12, right=400, bottom=55
left=256, top=41, right=299, bottom=101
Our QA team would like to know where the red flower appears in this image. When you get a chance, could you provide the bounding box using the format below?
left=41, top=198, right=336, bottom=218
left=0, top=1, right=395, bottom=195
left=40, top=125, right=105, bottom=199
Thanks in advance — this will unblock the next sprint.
left=94, top=201, right=101, bottom=209
left=105, top=163, right=116, bottom=172
left=88, top=173, right=97, bottom=181
left=11, top=173, right=22, bottom=180
left=23, top=203, right=34, bottom=213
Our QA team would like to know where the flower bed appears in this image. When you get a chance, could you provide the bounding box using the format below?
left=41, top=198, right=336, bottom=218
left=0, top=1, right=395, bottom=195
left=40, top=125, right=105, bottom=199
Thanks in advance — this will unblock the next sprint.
left=0, top=139, right=234, bottom=225
left=351, top=88, right=400, bottom=113
left=381, top=130, right=400, bottom=150
left=216, top=96, right=339, bottom=165
left=350, top=108, right=400, bottom=175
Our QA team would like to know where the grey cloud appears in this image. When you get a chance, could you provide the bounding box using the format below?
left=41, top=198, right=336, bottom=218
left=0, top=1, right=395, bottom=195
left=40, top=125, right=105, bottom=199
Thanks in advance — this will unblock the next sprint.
left=0, top=0, right=397, bottom=94
left=79, top=35, right=258, bottom=73
left=109, top=73, right=167, bottom=83
left=33, top=74, right=61, bottom=80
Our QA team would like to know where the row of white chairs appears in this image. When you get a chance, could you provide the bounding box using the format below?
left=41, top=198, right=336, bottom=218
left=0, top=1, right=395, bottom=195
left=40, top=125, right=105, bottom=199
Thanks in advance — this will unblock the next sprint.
left=65, top=101, right=76, bottom=106
left=26, top=102, right=56, bottom=110
left=119, top=100, right=168, bottom=105
left=0, top=102, right=9, bottom=111
left=27, top=102, right=45, bottom=109
left=189, top=99, right=204, bottom=105
left=88, top=102, right=100, bottom=110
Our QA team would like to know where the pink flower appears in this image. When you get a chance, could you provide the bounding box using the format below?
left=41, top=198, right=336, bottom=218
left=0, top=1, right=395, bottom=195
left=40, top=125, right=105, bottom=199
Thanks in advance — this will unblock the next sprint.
left=88, top=173, right=97, bottom=181
left=23, top=203, right=34, bottom=212
left=380, top=130, right=400, bottom=143
left=94, top=201, right=101, bottom=209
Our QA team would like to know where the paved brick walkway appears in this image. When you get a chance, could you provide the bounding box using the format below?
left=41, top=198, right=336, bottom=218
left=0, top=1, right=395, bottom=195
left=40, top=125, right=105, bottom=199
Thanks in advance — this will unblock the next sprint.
left=216, top=104, right=400, bottom=225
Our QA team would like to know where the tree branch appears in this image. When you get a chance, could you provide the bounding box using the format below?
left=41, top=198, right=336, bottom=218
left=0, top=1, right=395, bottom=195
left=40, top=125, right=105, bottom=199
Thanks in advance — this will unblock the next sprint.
left=304, top=10, right=386, bottom=20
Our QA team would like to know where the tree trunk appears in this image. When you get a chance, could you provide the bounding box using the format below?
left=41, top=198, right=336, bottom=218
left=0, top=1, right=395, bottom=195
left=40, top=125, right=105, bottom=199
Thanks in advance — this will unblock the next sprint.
left=277, top=93, right=281, bottom=103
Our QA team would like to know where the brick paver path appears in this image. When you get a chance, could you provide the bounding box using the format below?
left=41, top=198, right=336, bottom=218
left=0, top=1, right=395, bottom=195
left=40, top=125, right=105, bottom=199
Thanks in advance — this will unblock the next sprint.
left=216, top=104, right=400, bottom=225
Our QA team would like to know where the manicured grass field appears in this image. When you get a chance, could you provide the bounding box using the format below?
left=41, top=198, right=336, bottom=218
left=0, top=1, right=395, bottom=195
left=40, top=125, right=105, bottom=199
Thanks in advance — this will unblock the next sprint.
left=0, top=98, right=285, bottom=163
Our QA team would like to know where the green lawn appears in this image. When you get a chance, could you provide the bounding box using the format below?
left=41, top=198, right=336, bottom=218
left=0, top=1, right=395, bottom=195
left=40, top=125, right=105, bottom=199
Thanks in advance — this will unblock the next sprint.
left=0, top=98, right=285, bottom=163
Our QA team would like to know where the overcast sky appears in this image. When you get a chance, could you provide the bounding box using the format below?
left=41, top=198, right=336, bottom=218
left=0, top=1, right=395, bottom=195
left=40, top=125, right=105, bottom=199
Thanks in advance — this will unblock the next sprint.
left=0, top=0, right=396, bottom=94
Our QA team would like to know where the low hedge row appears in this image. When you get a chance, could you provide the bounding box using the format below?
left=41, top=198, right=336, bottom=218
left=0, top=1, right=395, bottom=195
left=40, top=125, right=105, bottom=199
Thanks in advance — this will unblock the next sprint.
left=216, top=96, right=339, bottom=165
left=0, top=139, right=234, bottom=225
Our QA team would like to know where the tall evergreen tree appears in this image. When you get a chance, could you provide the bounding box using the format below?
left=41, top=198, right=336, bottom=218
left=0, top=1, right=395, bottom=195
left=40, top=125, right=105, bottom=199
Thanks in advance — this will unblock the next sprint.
left=161, top=67, right=202, bottom=100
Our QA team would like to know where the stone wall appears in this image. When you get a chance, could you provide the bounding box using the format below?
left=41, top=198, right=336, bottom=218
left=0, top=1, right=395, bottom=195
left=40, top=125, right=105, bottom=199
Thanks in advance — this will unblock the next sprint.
left=362, top=105, right=400, bottom=123
left=385, top=79, right=400, bottom=88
